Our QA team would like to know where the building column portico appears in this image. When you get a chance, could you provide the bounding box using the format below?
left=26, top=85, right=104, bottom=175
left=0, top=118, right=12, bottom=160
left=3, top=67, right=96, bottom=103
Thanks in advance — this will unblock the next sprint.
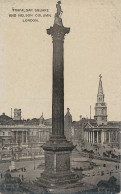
left=104, top=131, right=106, bottom=143
left=93, top=131, right=94, bottom=143
left=109, top=131, right=110, bottom=143
left=21, top=131, right=23, bottom=144
left=39, top=131, right=40, bottom=143
left=101, top=131, right=104, bottom=144
left=91, top=132, right=93, bottom=143
left=16, top=131, right=18, bottom=144
left=97, top=131, right=99, bottom=143
left=26, top=131, right=28, bottom=143
left=89, top=132, right=90, bottom=142
left=90, top=132, right=92, bottom=143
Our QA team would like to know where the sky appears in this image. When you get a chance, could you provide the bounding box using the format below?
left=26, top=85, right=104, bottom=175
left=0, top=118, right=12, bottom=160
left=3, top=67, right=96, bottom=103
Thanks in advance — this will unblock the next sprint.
left=0, top=0, right=121, bottom=121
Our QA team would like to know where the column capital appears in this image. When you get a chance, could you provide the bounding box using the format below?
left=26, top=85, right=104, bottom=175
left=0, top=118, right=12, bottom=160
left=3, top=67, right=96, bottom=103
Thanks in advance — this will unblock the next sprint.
left=47, top=24, right=70, bottom=42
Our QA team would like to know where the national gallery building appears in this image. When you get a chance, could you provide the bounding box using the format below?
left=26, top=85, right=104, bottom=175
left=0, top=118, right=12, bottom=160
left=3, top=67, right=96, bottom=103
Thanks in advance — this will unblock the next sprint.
left=0, top=112, right=51, bottom=150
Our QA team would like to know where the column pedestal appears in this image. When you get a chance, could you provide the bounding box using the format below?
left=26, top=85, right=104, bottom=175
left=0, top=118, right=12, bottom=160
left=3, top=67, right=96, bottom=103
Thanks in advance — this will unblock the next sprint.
left=36, top=138, right=79, bottom=191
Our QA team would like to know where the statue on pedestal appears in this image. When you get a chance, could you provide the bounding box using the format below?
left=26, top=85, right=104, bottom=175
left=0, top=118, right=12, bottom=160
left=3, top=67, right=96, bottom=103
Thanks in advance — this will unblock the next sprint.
left=54, top=1, right=63, bottom=26
left=56, top=1, right=63, bottom=16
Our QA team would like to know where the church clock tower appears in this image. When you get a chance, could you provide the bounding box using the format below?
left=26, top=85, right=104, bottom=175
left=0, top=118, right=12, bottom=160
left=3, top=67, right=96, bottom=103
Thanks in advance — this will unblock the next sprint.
left=94, top=74, right=107, bottom=125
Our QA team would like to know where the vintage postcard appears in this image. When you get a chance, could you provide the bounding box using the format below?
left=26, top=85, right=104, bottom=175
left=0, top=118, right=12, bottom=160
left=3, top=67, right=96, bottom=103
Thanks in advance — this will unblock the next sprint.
left=0, top=0, right=121, bottom=193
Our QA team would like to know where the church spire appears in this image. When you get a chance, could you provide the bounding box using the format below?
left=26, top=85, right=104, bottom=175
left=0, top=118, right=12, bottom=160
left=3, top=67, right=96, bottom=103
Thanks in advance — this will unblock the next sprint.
left=94, top=75, right=107, bottom=125
left=98, top=74, right=103, bottom=94
left=97, top=74, right=104, bottom=103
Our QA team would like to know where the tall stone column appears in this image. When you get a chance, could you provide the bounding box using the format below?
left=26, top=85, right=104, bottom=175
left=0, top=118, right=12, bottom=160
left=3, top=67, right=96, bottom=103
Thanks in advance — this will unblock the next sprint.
left=51, top=26, right=64, bottom=138
left=37, top=3, right=78, bottom=191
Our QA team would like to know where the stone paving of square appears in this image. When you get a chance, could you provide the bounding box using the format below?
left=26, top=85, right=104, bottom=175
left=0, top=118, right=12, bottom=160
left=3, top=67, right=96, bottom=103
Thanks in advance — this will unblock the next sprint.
left=0, top=151, right=120, bottom=189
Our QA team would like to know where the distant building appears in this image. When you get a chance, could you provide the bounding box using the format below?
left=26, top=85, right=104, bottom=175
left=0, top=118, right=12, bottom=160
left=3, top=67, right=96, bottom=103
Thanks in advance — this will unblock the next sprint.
left=71, top=117, right=88, bottom=144
left=83, top=75, right=120, bottom=148
left=0, top=113, right=13, bottom=125
left=65, top=75, right=120, bottom=150
left=39, top=113, right=44, bottom=125
left=13, top=109, right=21, bottom=121
left=0, top=111, right=52, bottom=151
left=83, top=120, right=120, bottom=148
left=44, top=118, right=52, bottom=126
left=0, top=124, right=51, bottom=149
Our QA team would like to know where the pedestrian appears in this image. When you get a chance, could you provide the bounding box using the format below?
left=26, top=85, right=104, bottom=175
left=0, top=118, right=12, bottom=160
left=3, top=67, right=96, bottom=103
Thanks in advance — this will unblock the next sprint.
left=110, top=171, right=111, bottom=176
left=22, top=174, right=23, bottom=181
left=19, top=174, right=20, bottom=178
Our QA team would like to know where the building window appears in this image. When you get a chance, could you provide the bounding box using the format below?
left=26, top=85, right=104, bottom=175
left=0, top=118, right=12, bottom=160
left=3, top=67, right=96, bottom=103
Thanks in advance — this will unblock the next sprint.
left=3, top=132, right=5, bottom=135
left=102, top=109, right=103, bottom=114
left=8, top=132, right=11, bottom=135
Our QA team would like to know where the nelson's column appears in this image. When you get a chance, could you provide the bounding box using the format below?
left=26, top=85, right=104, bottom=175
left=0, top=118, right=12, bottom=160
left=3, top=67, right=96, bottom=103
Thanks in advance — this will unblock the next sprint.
left=36, top=1, right=79, bottom=191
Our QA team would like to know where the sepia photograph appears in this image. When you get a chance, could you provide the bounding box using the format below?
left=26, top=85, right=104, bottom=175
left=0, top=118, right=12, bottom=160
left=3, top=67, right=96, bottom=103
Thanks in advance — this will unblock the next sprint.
left=0, top=0, right=121, bottom=193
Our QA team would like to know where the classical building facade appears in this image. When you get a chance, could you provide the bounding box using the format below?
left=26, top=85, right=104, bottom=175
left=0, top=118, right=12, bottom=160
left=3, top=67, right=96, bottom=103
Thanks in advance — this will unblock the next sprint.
left=0, top=112, right=52, bottom=151
left=0, top=125, right=51, bottom=149
left=64, top=75, right=120, bottom=149
left=83, top=121, right=120, bottom=148
left=83, top=75, right=120, bottom=148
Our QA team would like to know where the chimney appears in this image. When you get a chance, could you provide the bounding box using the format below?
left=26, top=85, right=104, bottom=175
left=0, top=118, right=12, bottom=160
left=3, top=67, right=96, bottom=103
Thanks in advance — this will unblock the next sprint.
left=11, top=108, right=12, bottom=118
